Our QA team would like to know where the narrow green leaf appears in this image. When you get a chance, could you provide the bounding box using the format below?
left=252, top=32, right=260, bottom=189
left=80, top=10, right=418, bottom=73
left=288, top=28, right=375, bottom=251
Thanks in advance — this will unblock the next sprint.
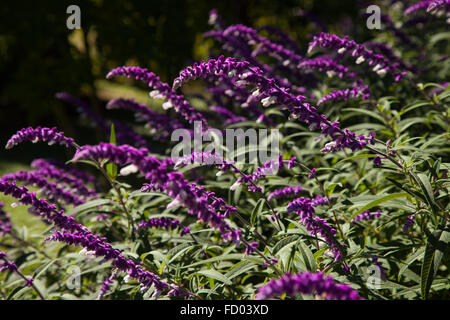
left=106, top=123, right=118, bottom=180
left=347, top=193, right=409, bottom=222
left=196, top=269, right=232, bottom=285
left=251, top=198, right=265, bottom=226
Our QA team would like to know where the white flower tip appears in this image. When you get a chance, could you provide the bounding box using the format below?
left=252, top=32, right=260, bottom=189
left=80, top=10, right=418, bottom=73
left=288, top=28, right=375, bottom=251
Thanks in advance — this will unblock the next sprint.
left=167, top=199, right=181, bottom=210
left=230, top=181, right=241, bottom=191
left=162, top=101, right=173, bottom=110
left=120, top=164, right=139, bottom=176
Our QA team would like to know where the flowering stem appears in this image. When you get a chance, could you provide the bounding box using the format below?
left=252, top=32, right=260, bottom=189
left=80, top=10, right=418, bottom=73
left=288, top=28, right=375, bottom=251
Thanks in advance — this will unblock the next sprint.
left=230, top=164, right=283, bottom=230
left=0, top=257, right=45, bottom=300
left=292, top=160, right=345, bottom=240
left=72, top=142, right=135, bottom=239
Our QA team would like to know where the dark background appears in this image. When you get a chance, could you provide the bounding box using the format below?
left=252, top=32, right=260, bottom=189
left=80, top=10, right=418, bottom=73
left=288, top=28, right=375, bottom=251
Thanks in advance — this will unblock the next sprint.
left=0, top=0, right=362, bottom=163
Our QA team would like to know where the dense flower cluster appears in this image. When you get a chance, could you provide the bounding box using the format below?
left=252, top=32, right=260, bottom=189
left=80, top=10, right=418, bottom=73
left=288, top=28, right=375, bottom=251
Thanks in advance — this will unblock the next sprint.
left=308, top=32, right=407, bottom=81
left=173, top=56, right=376, bottom=154
left=255, top=271, right=363, bottom=300
left=30, top=158, right=95, bottom=184
left=317, top=83, right=370, bottom=106
left=5, top=127, right=74, bottom=150
left=57, top=92, right=148, bottom=148
left=106, top=98, right=186, bottom=140
left=137, top=217, right=190, bottom=236
left=351, top=210, right=381, bottom=222
left=73, top=143, right=241, bottom=244
left=403, top=213, right=418, bottom=232
left=288, top=197, right=341, bottom=260
left=2, top=171, right=86, bottom=206
left=106, top=66, right=207, bottom=126
left=267, top=185, right=303, bottom=201
left=0, top=251, right=18, bottom=272
left=404, top=0, right=449, bottom=16
left=298, top=57, right=356, bottom=79
left=0, top=202, right=12, bottom=236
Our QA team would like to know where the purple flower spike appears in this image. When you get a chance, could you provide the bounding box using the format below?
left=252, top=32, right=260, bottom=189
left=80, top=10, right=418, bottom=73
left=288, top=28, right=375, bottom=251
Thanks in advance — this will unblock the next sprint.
left=317, top=83, right=370, bottom=106
left=106, top=98, right=185, bottom=140
left=107, top=66, right=207, bottom=126
left=403, top=213, right=417, bottom=232
left=351, top=210, right=381, bottom=222
left=0, top=202, right=12, bottom=236
left=404, top=0, right=449, bottom=16
left=298, top=57, right=356, bottom=80
left=308, top=33, right=407, bottom=81
left=268, top=185, right=303, bottom=201
left=5, top=126, right=75, bottom=150
left=255, top=271, right=363, bottom=300
left=2, top=171, right=86, bottom=206
left=0, top=251, right=18, bottom=272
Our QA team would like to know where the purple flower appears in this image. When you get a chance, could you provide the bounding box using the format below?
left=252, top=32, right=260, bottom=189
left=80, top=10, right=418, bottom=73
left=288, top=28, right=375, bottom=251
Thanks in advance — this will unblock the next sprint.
left=24, top=277, right=34, bottom=287
left=57, top=92, right=148, bottom=148
left=298, top=57, right=356, bottom=79
left=46, top=231, right=171, bottom=293
left=107, top=66, right=207, bottom=126
left=311, top=194, right=331, bottom=207
left=317, top=83, right=370, bottom=106
left=244, top=241, right=259, bottom=255
left=56, top=92, right=108, bottom=129
left=209, top=106, right=247, bottom=125
left=373, top=156, right=382, bottom=167
left=0, top=179, right=88, bottom=233
left=173, top=56, right=375, bottom=154
left=106, top=98, right=185, bottom=140
left=73, top=143, right=241, bottom=244
left=98, top=271, right=118, bottom=300
left=233, top=157, right=283, bottom=193
left=268, top=185, right=303, bottom=201
left=220, top=24, right=304, bottom=69
left=288, top=197, right=342, bottom=260
left=5, top=127, right=75, bottom=150
left=262, top=258, right=278, bottom=270
left=255, top=271, right=363, bottom=300
left=308, top=33, right=407, bottom=81
left=2, top=170, right=86, bottom=206
left=31, top=158, right=95, bottom=184
left=403, top=213, right=417, bottom=232
left=0, top=202, right=12, bottom=236
left=404, top=0, right=449, bottom=16
left=0, top=251, right=18, bottom=272
left=137, top=217, right=189, bottom=237
left=351, top=210, right=381, bottom=222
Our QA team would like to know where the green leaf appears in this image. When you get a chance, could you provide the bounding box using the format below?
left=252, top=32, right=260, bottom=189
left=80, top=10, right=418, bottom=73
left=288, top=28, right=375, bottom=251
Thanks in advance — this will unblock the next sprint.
left=196, top=269, right=232, bottom=285
left=421, top=230, right=442, bottom=299
left=251, top=198, right=265, bottom=226
left=298, top=241, right=317, bottom=272
left=347, top=193, right=409, bottom=222
left=413, top=173, right=438, bottom=214
left=398, top=248, right=425, bottom=281
left=66, top=199, right=112, bottom=216
left=106, top=123, right=118, bottom=180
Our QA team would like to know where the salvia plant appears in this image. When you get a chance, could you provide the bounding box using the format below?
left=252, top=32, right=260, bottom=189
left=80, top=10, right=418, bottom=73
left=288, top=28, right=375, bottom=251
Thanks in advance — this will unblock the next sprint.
left=0, top=1, right=449, bottom=301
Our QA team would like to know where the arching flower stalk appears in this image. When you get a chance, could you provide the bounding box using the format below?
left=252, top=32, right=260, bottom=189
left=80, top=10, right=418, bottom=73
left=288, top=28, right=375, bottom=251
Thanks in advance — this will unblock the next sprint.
left=106, top=66, right=207, bottom=127
left=308, top=33, right=407, bottom=81
left=255, top=271, right=363, bottom=300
